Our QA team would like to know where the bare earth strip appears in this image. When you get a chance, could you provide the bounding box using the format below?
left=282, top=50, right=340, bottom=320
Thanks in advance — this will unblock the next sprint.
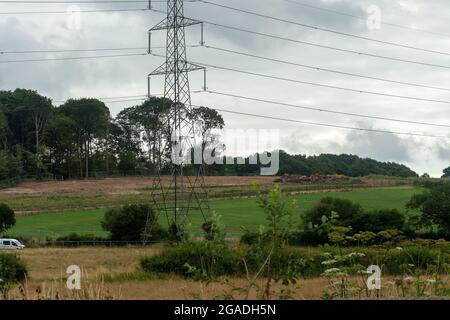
left=0, top=176, right=277, bottom=196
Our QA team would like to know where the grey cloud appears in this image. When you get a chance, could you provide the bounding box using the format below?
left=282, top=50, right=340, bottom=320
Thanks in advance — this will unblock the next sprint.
left=280, top=126, right=411, bottom=163
left=437, top=143, right=450, bottom=161
left=340, top=124, right=411, bottom=162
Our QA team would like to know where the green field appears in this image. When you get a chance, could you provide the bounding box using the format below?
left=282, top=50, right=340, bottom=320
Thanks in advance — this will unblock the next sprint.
left=8, top=187, right=420, bottom=238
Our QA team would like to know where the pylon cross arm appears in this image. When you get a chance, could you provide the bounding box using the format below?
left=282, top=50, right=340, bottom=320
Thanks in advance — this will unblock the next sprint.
left=149, top=61, right=205, bottom=76
left=150, top=17, right=202, bottom=32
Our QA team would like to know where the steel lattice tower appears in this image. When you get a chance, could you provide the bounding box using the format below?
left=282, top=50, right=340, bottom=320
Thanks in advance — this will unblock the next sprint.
left=144, top=0, right=210, bottom=241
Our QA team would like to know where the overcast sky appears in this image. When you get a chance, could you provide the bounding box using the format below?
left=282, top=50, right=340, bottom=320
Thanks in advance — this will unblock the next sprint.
left=0, top=0, right=449, bottom=176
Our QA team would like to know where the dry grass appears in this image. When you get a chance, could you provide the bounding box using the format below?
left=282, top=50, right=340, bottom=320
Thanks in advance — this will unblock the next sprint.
left=5, top=247, right=450, bottom=300
left=6, top=246, right=328, bottom=300
left=16, top=247, right=164, bottom=280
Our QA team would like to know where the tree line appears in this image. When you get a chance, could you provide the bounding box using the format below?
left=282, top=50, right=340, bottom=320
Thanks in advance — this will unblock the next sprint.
left=0, top=89, right=225, bottom=179
left=0, top=88, right=433, bottom=180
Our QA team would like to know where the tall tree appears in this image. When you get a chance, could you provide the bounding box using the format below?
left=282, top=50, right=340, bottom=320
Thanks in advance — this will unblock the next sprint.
left=60, top=99, right=110, bottom=178
left=0, top=110, right=8, bottom=150
left=407, top=184, right=450, bottom=237
left=443, top=166, right=450, bottom=178
left=189, top=106, right=225, bottom=142
left=118, top=98, right=171, bottom=169
left=46, top=113, right=77, bottom=177
left=189, top=106, right=225, bottom=170
left=0, top=89, right=52, bottom=152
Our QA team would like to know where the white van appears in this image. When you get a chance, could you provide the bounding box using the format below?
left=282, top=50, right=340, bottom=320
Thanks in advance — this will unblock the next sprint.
left=0, top=239, right=25, bottom=250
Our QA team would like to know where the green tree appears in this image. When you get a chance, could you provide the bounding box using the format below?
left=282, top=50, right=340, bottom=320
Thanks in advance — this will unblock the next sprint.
left=351, top=209, right=405, bottom=233
left=189, top=106, right=225, bottom=143
left=443, top=166, right=450, bottom=178
left=189, top=106, right=225, bottom=174
left=0, top=110, right=8, bottom=150
left=118, top=98, right=171, bottom=168
left=60, top=99, right=110, bottom=178
left=0, top=253, right=27, bottom=299
left=46, top=113, right=78, bottom=177
left=7, top=146, right=23, bottom=178
left=0, top=203, right=15, bottom=235
left=241, top=185, right=301, bottom=300
left=303, top=197, right=363, bottom=228
left=0, top=151, right=9, bottom=180
left=102, top=204, right=166, bottom=241
left=407, top=184, right=450, bottom=237
left=0, top=89, right=52, bottom=153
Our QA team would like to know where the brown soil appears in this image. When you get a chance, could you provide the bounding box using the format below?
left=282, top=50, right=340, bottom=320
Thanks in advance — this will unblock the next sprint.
left=0, top=176, right=276, bottom=196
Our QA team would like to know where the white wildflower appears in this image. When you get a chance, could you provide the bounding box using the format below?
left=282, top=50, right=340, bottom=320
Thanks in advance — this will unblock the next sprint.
left=324, top=268, right=341, bottom=274
left=322, top=259, right=338, bottom=266
left=348, top=252, right=365, bottom=258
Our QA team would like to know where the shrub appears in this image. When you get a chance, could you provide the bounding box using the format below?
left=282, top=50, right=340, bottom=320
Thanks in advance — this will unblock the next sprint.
left=243, top=245, right=309, bottom=278
left=382, top=246, right=444, bottom=275
left=202, top=212, right=226, bottom=241
left=300, top=198, right=408, bottom=246
left=289, top=229, right=329, bottom=246
left=351, top=209, right=405, bottom=233
left=407, top=184, right=450, bottom=238
left=140, top=241, right=242, bottom=279
left=102, top=204, right=167, bottom=242
left=0, top=203, right=15, bottom=235
left=55, top=233, right=108, bottom=246
left=240, top=230, right=262, bottom=245
left=0, top=253, right=27, bottom=298
left=303, top=197, right=363, bottom=228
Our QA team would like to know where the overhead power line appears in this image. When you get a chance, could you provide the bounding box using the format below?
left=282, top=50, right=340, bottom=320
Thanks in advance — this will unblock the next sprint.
left=282, top=0, right=450, bottom=39
left=147, top=7, right=450, bottom=70
left=0, top=45, right=197, bottom=55
left=0, top=8, right=149, bottom=14
left=199, top=45, right=450, bottom=92
left=194, top=90, right=450, bottom=129
left=149, top=52, right=450, bottom=105
left=6, top=43, right=446, bottom=92
left=0, top=52, right=146, bottom=63
left=192, top=104, right=450, bottom=140
left=198, top=0, right=450, bottom=57
left=55, top=94, right=146, bottom=101
left=0, top=1, right=152, bottom=3
left=53, top=94, right=162, bottom=103
left=202, top=63, right=450, bottom=105
left=103, top=98, right=147, bottom=103
left=200, top=21, right=450, bottom=70
left=54, top=98, right=146, bottom=104
left=55, top=89, right=450, bottom=130
left=0, top=47, right=149, bottom=54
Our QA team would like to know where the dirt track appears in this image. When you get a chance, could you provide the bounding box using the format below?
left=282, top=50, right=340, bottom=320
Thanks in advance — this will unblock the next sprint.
left=0, top=176, right=277, bottom=196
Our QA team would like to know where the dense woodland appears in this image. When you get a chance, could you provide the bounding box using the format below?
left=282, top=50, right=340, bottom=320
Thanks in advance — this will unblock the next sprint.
left=0, top=88, right=443, bottom=180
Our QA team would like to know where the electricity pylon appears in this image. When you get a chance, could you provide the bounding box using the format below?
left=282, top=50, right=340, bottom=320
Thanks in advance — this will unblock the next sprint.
left=143, top=0, right=210, bottom=242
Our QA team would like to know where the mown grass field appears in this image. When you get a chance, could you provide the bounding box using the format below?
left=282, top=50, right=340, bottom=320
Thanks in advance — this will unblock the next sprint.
left=7, top=186, right=420, bottom=238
